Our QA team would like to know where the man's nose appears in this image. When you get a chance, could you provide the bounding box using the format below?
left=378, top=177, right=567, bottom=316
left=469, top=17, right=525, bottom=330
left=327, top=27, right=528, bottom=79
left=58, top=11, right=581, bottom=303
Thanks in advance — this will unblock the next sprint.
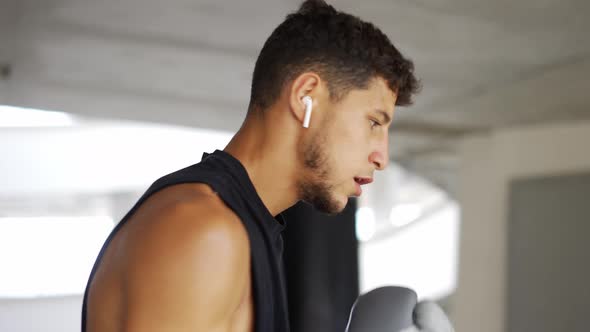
left=369, top=151, right=388, bottom=170
left=369, top=138, right=389, bottom=170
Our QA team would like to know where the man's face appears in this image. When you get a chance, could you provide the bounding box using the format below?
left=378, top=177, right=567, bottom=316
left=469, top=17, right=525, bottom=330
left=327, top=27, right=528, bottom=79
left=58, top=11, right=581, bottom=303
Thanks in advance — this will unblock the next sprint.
left=297, top=77, right=396, bottom=215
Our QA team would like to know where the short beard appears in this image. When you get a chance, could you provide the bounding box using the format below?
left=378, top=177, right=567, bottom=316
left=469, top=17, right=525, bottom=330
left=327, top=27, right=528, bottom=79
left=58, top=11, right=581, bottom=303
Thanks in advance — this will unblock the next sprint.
left=297, top=133, right=342, bottom=215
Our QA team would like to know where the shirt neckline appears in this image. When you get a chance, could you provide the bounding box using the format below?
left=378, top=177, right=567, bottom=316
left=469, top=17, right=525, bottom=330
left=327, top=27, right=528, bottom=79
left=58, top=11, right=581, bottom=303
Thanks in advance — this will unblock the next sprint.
left=203, top=150, right=286, bottom=235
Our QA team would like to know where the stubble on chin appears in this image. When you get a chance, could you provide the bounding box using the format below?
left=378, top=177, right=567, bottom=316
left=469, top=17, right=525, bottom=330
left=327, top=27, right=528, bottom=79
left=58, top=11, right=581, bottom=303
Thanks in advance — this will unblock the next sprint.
left=297, top=136, right=342, bottom=215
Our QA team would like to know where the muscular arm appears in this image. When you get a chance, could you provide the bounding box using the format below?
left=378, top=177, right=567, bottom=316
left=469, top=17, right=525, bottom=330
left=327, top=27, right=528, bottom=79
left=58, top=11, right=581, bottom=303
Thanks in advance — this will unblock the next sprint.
left=122, top=200, right=250, bottom=332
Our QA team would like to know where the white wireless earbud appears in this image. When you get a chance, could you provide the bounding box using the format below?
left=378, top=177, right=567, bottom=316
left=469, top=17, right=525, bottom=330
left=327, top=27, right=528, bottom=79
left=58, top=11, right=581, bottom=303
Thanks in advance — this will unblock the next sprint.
left=302, top=96, right=313, bottom=128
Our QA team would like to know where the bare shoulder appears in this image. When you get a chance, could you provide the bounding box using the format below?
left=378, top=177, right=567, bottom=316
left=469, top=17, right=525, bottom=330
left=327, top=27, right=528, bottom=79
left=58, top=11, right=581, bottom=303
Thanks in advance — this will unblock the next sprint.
left=122, top=184, right=251, bottom=331
left=128, top=183, right=248, bottom=250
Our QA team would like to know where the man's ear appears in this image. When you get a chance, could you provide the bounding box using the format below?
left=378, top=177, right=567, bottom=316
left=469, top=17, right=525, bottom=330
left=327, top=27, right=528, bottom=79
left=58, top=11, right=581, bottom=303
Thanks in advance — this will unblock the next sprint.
left=288, top=72, right=321, bottom=125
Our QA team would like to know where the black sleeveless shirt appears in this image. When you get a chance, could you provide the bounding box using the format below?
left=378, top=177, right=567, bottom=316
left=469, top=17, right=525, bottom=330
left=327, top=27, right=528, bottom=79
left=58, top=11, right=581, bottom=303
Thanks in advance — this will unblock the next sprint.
left=81, top=149, right=290, bottom=332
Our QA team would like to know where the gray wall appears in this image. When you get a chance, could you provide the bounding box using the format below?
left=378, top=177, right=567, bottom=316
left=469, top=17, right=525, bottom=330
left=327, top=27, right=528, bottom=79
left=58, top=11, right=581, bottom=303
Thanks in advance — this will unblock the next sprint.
left=0, top=0, right=16, bottom=102
left=508, top=173, right=590, bottom=332
left=453, top=120, right=590, bottom=332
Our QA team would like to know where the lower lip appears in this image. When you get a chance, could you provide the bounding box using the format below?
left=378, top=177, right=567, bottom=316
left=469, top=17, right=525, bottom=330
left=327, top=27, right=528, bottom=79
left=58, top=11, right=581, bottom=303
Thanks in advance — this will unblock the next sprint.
left=354, top=181, right=362, bottom=196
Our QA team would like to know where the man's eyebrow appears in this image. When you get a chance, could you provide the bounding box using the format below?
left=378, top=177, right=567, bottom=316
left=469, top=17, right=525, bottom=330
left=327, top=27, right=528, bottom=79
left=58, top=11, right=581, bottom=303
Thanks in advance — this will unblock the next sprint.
left=375, top=109, right=392, bottom=125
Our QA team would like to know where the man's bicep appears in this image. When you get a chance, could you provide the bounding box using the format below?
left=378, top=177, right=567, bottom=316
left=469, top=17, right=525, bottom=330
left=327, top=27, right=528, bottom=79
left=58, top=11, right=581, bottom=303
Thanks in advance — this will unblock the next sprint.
left=123, top=209, right=249, bottom=331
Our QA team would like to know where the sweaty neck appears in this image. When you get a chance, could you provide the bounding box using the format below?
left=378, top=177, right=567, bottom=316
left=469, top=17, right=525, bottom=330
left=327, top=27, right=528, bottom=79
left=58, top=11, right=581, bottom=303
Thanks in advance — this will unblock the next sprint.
left=223, top=110, right=301, bottom=217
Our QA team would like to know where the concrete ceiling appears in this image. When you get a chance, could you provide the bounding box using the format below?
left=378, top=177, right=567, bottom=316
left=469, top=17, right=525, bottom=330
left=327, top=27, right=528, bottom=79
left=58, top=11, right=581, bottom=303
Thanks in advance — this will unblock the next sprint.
left=1, top=0, right=589, bottom=195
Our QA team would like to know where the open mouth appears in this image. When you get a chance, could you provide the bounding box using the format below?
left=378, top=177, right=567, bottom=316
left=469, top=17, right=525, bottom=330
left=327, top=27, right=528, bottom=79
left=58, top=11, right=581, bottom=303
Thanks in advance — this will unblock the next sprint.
left=354, top=177, right=373, bottom=185
left=353, top=177, right=373, bottom=197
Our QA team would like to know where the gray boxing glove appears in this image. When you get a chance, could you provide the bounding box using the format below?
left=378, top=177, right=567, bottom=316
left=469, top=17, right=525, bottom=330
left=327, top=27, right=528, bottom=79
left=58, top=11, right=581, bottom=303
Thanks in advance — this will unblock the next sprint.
left=345, top=286, right=454, bottom=332
left=402, top=300, right=454, bottom=332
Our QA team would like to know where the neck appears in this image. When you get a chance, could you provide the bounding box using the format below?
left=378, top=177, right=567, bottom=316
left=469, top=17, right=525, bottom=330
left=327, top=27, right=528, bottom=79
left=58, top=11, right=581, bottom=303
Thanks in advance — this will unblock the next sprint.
left=223, top=109, right=301, bottom=216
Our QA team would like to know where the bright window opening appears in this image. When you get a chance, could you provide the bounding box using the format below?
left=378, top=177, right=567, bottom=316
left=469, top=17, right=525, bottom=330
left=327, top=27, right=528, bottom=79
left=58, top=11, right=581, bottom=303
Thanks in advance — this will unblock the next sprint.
left=0, top=105, right=75, bottom=127
left=0, top=217, right=114, bottom=298
left=356, top=164, right=460, bottom=301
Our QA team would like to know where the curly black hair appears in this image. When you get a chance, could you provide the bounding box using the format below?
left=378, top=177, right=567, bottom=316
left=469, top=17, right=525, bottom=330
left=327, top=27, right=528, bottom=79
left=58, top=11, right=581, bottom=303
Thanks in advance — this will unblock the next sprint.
left=248, top=0, right=420, bottom=112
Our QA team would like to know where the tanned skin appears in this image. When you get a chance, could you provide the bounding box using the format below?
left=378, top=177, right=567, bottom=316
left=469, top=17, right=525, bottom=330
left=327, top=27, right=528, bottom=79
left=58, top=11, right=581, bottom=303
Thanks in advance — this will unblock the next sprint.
left=85, top=74, right=396, bottom=332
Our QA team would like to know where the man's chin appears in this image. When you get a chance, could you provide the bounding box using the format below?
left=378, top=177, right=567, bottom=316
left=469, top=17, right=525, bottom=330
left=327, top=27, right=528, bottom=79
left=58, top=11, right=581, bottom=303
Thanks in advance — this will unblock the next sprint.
left=298, top=182, right=348, bottom=215
left=309, top=196, right=348, bottom=216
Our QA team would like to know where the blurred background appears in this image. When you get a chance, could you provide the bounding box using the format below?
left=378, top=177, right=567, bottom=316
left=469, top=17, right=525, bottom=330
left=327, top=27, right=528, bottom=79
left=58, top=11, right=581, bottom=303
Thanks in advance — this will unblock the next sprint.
left=0, top=0, right=589, bottom=331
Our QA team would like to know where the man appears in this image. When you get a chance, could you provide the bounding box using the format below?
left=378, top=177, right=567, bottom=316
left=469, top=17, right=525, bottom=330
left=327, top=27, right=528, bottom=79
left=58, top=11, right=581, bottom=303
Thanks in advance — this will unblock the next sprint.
left=82, top=0, right=419, bottom=331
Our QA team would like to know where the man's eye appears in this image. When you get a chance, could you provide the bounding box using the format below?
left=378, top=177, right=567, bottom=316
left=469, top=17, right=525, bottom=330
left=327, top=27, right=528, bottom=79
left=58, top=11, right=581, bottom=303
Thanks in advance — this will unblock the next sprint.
left=370, top=119, right=380, bottom=128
